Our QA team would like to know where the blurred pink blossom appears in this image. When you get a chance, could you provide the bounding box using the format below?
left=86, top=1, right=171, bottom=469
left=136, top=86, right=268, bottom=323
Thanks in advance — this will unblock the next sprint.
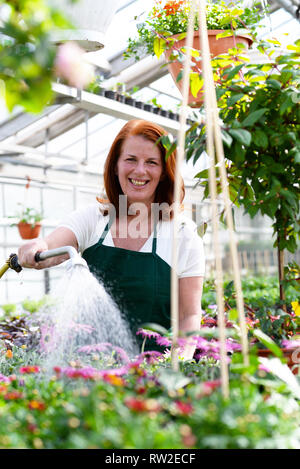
left=54, top=42, right=94, bottom=89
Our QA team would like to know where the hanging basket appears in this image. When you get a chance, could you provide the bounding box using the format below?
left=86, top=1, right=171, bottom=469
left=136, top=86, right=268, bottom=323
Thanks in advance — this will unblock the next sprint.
left=164, top=29, right=253, bottom=107
left=18, top=222, right=42, bottom=240
left=49, top=0, right=122, bottom=52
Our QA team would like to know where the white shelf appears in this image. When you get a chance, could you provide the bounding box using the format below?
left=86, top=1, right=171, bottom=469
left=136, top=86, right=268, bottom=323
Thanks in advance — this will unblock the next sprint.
left=52, top=82, right=182, bottom=136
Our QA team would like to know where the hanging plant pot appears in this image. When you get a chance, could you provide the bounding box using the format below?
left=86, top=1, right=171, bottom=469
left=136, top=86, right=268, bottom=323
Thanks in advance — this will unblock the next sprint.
left=49, top=0, right=122, bottom=51
left=164, top=29, right=253, bottom=107
left=18, top=222, right=42, bottom=240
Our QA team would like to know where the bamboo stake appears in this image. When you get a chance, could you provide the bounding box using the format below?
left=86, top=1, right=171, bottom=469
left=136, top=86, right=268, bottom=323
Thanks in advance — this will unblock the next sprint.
left=197, top=0, right=249, bottom=367
left=170, top=0, right=196, bottom=371
left=197, top=0, right=229, bottom=399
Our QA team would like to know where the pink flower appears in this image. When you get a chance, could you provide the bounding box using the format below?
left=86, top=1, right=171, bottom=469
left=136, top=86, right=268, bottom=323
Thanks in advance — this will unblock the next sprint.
left=60, top=366, right=100, bottom=380
left=156, top=336, right=172, bottom=347
left=19, top=366, right=40, bottom=374
left=281, top=339, right=300, bottom=350
left=54, top=42, right=94, bottom=89
left=68, top=321, right=95, bottom=334
left=136, top=328, right=161, bottom=339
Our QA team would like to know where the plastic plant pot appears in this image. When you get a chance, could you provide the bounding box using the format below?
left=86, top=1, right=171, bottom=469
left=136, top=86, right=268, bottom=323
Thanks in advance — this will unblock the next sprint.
left=104, top=90, right=117, bottom=100
left=125, top=96, right=135, bottom=106
left=135, top=101, right=144, bottom=109
left=144, top=104, right=153, bottom=113
left=153, top=107, right=162, bottom=115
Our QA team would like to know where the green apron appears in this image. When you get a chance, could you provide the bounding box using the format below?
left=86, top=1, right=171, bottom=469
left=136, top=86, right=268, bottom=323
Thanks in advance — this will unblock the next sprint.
left=82, top=218, right=171, bottom=351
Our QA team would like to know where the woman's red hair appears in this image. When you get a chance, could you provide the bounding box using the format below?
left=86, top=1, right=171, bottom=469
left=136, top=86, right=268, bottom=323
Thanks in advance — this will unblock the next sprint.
left=99, top=119, right=185, bottom=218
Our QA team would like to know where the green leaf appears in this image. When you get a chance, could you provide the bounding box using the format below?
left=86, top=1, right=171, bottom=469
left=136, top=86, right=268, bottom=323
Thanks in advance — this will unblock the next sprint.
left=221, top=130, right=233, bottom=147
left=266, top=79, right=281, bottom=90
left=228, top=128, right=252, bottom=146
left=197, top=222, right=207, bottom=237
left=294, top=151, right=300, bottom=163
left=140, top=322, right=169, bottom=336
left=252, top=129, right=268, bottom=149
left=216, top=30, right=234, bottom=39
left=227, top=93, right=244, bottom=106
left=189, top=73, right=203, bottom=98
left=153, top=37, right=166, bottom=59
left=240, top=108, right=268, bottom=127
left=253, top=329, right=283, bottom=358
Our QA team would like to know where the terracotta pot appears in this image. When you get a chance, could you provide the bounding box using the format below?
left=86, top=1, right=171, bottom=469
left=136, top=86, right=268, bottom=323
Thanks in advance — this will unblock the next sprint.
left=164, top=29, right=253, bottom=107
left=18, top=222, right=42, bottom=240
left=258, top=347, right=300, bottom=375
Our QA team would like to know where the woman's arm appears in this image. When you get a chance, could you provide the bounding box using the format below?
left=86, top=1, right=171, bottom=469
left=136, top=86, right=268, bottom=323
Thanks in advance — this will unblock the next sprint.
left=18, top=227, right=78, bottom=269
left=178, top=276, right=204, bottom=360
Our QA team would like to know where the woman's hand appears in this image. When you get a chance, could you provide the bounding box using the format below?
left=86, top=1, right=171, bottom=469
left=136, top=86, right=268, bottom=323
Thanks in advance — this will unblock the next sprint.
left=18, top=238, right=49, bottom=269
left=18, top=227, right=78, bottom=270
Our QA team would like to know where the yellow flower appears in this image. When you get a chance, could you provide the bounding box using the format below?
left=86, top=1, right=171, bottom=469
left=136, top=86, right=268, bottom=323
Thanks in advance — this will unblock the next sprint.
left=291, top=301, right=300, bottom=316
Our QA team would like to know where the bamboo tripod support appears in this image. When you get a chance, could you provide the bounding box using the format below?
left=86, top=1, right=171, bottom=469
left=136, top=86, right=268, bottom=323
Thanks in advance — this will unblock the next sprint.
left=197, top=0, right=229, bottom=398
left=197, top=0, right=249, bottom=368
left=170, top=0, right=249, bottom=389
left=170, top=2, right=196, bottom=371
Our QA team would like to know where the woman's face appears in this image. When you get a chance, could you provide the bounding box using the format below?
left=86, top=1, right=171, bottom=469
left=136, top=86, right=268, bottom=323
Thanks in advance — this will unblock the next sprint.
left=116, top=135, right=164, bottom=208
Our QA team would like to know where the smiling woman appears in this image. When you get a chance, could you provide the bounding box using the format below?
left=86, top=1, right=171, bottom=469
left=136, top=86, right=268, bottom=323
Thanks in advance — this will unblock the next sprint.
left=17, top=119, right=205, bottom=357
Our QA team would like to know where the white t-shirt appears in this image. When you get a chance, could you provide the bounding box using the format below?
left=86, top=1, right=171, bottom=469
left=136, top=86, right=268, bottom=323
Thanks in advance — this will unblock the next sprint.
left=58, top=204, right=205, bottom=278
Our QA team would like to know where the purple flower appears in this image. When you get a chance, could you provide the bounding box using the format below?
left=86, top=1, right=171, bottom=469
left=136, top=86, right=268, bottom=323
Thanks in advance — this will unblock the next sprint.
left=39, top=324, right=58, bottom=353
left=77, top=343, right=112, bottom=354
left=77, top=343, right=129, bottom=363
left=136, top=328, right=161, bottom=339
left=155, top=336, right=172, bottom=347
left=139, top=350, right=163, bottom=363
left=68, top=321, right=95, bottom=334
left=0, top=373, right=10, bottom=384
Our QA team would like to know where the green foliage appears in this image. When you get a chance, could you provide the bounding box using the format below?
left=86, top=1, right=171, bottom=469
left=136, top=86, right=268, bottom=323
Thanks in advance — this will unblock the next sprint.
left=124, top=0, right=263, bottom=61
left=184, top=40, right=300, bottom=257
left=0, top=0, right=72, bottom=112
left=201, top=275, right=300, bottom=346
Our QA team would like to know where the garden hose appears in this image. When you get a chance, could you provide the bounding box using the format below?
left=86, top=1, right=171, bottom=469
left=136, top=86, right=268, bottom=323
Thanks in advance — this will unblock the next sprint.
left=0, top=254, right=22, bottom=279
left=0, top=246, right=87, bottom=280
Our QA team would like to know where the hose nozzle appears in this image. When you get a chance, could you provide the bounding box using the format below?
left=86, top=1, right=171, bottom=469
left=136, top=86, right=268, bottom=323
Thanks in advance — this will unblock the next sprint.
left=0, top=254, right=22, bottom=279
left=35, top=246, right=88, bottom=269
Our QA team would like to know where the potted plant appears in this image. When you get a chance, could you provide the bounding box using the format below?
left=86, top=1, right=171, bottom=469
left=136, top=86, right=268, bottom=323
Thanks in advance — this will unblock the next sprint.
left=9, top=204, right=43, bottom=240
left=125, top=0, right=263, bottom=106
left=16, top=207, right=43, bottom=240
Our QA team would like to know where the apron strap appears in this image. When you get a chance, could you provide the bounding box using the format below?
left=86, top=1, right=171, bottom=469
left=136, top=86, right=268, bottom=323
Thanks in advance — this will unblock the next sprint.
left=152, top=219, right=158, bottom=255
left=99, top=214, right=158, bottom=253
left=99, top=215, right=114, bottom=245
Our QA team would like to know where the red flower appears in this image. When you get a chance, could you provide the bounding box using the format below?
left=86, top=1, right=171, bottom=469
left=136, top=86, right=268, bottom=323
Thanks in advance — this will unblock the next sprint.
left=3, top=391, right=23, bottom=400
left=28, top=400, right=46, bottom=411
left=175, top=400, right=194, bottom=415
left=200, top=379, right=222, bottom=397
left=125, top=397, right=161, bottom=413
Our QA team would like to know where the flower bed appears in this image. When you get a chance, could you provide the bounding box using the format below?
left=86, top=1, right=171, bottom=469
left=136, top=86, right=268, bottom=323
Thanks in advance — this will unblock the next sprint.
left=0, top=282, right=299, bottom=449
